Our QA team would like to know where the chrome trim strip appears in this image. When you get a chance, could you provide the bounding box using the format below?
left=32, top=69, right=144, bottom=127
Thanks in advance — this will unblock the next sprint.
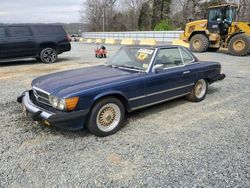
left=180, top=47, right=196, bottom=64
left=116, top=66, right=146, bottom=73
left=146, top=48, right=158, bottom=73
left=129, top=95, right=145, bottom=101
left=32, top=86, right=50, bottom=95
left=33, top=86, right=51, bottom=106
left=37, top=98, right=52, bottom=107
left=36, top=95, right=49, bottom=101
left=178, top=47, right=185, bottom=64
left=130, top=92, right=190, bottom=111
left=129, top=83, right=194, bottom=101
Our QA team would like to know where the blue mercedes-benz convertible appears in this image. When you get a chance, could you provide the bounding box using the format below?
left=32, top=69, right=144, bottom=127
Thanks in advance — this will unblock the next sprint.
left=18, top=45, right=225, bottom=136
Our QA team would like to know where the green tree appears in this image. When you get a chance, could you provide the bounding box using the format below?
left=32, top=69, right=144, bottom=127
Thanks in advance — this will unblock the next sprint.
left=154, top=19, right=174, bottom=31
left=151, top=0, right=171, bottom=29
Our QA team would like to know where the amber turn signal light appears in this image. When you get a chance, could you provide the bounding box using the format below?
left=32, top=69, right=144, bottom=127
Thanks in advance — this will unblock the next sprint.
left=65, top=97, right=79, bottom=111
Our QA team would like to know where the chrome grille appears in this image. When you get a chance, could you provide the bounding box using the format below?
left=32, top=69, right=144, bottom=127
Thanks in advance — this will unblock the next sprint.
left=33, top=87, right=51, bottom=106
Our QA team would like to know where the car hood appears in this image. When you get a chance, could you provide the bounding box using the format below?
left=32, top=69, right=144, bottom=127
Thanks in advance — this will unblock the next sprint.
left=32, top=65, right=142, bottom=97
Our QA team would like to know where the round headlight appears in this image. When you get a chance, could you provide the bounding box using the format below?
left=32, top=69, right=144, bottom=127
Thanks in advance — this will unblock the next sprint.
left=58, top=99, right=65, bottom=110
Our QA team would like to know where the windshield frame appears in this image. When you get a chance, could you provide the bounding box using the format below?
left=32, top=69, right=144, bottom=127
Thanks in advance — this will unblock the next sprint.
left=105, top=46, right=157, bottom=73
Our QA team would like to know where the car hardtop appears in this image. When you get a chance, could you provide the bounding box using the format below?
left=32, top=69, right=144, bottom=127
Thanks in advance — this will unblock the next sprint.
left=125, top=44, right=188, bottom=49
left=123, top=44, right=199, bottom=66
left=125, top=45, right=198, bottom=56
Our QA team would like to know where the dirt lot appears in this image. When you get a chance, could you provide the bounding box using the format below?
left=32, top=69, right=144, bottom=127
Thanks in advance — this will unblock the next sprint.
left=0, top=43, right=249, bottom=187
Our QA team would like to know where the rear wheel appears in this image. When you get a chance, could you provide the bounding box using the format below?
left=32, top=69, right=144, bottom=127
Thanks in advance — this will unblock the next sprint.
left=40, top=48, right=58, bottom=64
left=190, top=34, right=209, bottom=53
left=87, top=97, right=125, bottom=137
left=228, top=33, right=250, bottom=56
left=186, top=79, right=208, bottom=102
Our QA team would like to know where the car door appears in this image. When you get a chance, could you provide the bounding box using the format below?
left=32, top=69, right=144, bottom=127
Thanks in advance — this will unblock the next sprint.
left=0, top=26, right=9, bottom=59
left=144, top=47, right=194, bottom=105
left=7, top=26, right=36, bottom=58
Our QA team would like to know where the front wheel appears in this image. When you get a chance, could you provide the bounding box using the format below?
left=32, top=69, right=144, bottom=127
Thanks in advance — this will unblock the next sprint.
left=186, top=79, right=208, bottom=102
left=40, top=48, right=58, bottom=64
left=87, top=97, right=125, bottom=137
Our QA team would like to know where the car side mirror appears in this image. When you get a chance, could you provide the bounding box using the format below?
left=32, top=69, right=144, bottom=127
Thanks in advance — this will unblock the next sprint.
left=153, top=64, right=164, bottom=73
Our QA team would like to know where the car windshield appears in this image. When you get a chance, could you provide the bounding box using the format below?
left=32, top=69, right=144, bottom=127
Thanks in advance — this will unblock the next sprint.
left=105, top=47, right=155, bottom=71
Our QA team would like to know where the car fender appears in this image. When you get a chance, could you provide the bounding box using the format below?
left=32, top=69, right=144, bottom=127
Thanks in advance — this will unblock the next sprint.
left=92, top=90, right=131, bottom=110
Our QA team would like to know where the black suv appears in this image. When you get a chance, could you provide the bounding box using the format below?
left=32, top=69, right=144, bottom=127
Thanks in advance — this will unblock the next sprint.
left=0, top=24, right=71, bottom=64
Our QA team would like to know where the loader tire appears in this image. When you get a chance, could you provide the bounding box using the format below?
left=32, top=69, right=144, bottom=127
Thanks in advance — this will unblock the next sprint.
left=228, top=33, right=250, bottom=56
left=190, top=34, right=209, bottom=53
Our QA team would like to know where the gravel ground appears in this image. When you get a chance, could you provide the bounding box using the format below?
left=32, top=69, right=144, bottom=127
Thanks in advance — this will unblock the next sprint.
left=0, top=43, right=249, bottom=187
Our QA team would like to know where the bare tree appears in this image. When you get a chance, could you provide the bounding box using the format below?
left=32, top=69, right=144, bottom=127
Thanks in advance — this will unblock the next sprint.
left=238, top=0, right=250, bottom=22
left=120, top=0, right=144, bottom=30
left=80, top=0, right=104, bottom=31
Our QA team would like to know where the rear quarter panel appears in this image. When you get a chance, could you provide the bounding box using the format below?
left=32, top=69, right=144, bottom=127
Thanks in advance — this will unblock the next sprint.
left=187, top=61, right=221, bottom=83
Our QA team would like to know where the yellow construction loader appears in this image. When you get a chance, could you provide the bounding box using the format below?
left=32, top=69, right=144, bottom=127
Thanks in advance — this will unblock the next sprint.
left=173, top=4, right=250, bottom=56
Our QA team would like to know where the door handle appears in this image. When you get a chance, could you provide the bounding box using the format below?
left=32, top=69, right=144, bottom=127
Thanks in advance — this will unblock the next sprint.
left=183, top=71, right=190, bottom=74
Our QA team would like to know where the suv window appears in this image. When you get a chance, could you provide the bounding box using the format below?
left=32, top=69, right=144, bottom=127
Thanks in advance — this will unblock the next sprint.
left=36, top=26, right=64, bottom=35
left=0, top=27, right=6, bottom=39
left=155, top=48, right=183, bottom=68
left=9, top=26, right=32, bottom=37
left=180, top=48, right=194, bottom=63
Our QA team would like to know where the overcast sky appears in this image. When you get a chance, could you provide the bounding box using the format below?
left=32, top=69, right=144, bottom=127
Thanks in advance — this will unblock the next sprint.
left=0, top=0, right=84, bottom=23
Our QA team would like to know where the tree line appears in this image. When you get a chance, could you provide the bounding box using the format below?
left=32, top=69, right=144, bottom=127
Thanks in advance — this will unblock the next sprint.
left=80, top=0, right=250, bottom=32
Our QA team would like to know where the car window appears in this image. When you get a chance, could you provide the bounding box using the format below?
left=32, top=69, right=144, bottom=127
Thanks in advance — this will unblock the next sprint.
left=155, top=48, right=183, bottom=69
left=180, top=48, right=194, bottom=64
left=9, top=26, right=32, bottom=37
left=0, top=27, right=6, bottom=39
left=106, top=47, right=155, bottom=71
left=36, top=26, right=65, bottom=35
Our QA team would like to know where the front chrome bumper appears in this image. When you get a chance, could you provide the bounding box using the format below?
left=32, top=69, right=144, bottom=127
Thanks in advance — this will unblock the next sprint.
left=20, top=91, right=53, bottom=120
left=17, top=90, right=89, bottom=130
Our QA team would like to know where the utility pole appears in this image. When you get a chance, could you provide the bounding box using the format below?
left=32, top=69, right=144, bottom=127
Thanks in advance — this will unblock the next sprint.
left=102, top=0, right=105, bottom=32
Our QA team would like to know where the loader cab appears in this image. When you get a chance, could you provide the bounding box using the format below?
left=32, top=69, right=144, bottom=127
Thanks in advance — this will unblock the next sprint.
left=207, top=4, right=237, bottom=35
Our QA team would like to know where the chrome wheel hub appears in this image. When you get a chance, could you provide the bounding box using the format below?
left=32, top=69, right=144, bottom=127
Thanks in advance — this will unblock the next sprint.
left=96, top=103, right=121, bottom=132
left=195, top=79, right=206, bottom=99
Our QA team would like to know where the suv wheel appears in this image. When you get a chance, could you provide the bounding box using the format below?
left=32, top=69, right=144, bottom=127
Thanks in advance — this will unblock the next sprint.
left=40, top=48, right=58, bottom=64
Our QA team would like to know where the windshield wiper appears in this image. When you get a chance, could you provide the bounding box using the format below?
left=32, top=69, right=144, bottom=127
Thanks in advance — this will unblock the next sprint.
left=117, top=65, right=143, bottom=71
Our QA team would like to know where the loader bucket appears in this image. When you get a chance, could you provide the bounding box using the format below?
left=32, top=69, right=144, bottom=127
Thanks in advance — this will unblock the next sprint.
left=172, top=39, right=190, bottom=48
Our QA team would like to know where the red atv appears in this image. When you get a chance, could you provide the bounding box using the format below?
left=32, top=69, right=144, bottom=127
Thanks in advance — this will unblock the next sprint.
left=95, top=45, right=107, bottom=58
